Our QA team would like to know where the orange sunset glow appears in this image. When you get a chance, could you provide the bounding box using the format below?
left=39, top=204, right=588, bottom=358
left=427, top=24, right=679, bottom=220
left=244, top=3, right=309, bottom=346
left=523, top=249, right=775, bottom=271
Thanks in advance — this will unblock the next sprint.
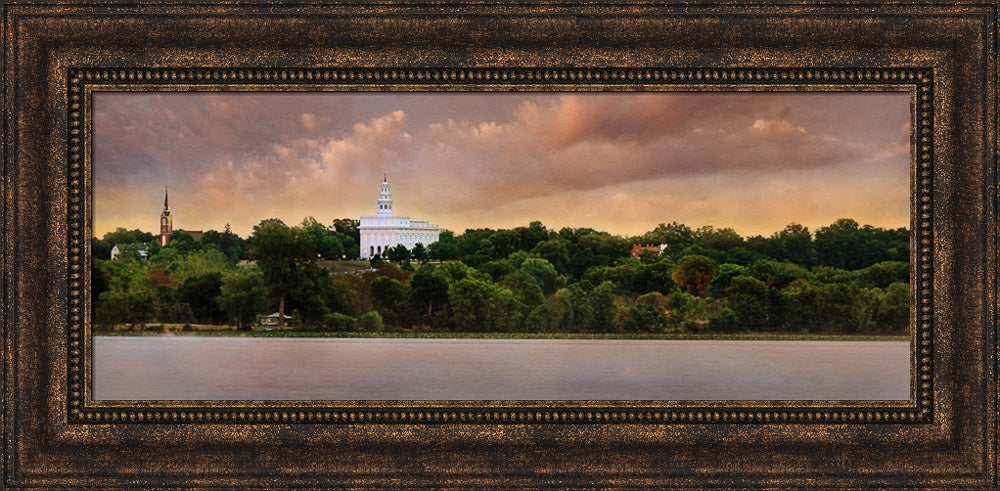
left=93, top=91, right=910, bottom=238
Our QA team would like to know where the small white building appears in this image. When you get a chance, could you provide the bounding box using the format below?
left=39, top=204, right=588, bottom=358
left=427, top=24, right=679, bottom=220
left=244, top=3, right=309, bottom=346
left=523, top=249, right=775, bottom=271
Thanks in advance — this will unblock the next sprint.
left=256, top=312, right=293, bottom=327
left=359, top=176, right=440, bottom=259
left=110, top=243, right=148, bottom=260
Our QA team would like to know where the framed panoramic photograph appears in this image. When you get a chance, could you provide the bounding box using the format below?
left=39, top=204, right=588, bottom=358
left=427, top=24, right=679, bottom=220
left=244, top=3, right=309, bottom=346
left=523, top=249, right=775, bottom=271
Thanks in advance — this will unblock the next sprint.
left=88, top=90, right=914, bottom=402
left=3, top=1, right=997, bottom=488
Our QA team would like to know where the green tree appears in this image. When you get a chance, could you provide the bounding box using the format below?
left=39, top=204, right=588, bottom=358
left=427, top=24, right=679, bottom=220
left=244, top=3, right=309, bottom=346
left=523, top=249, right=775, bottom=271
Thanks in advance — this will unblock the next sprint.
left=814, top=282, right=865, bottom=333
left=153, top=284, right=194, bottom=324
left=747, top=260, right=812, bottom=290
left=645, top=221, right=696, bottom=257
left=671, top=255, right=719, bottom=297
left=526, top=301, right=560, bottom=333
left=92, top=237, right=113, bottom=260
left=198, top=229, right=223, bottom=250
left=518, top=257, right=563, bottom=295
left=177, top=273, right=224, bottom=324
left=531, top=238, right=571, bottom=273
left=875, top=282, right=909, bottom=333
left=126, top=290, right=156, bottom=330
left=696, top=225, right=745, bottom=251
left=515, top=221, right=550, bottom=251
left=301, top=216, right=345, bottom=260
left=249, top=218, right=314, bottom=328
left=386, top=244, right=410, bottom=264
left=410, top=269, right=450, bottom=326
left=94, top=290, right=131, bottom=330
left=102, top=227, right=155, bottom=247
left=725, top=275, right=769, bottom=330
left=427, top=230, right=459, bottom=261
left=448, top=277, right=521, bottom=332
left=768, top=223, right=817, bottom=266
left=411, top=242, right=428, bottom=264
left=555, top=284, right=595, bottom=332
left=855, top=261, right=909, bottom=289
left=706, top=263, right=748, bottom=298
left=370, top=276, right=407, bottom=327
left=588, top=281, right=618, bottom=332
left=219, top=270, right=268, bottom=330
left=165, top=230, right=197, bottom=254
left=629, top=259, right=677, bottom=295
left=358, top=310, right=385, bottom=332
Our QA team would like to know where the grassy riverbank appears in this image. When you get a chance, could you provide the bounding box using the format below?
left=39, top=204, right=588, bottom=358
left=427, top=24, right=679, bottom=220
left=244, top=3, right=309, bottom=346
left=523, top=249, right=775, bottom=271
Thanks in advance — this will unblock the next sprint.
left=93, top=329, right=908, bottom=341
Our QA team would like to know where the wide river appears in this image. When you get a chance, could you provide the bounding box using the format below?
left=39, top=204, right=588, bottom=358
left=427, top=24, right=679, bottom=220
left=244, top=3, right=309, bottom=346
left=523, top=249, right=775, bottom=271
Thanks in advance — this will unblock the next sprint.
left=92, top=336, right=910, bottom=401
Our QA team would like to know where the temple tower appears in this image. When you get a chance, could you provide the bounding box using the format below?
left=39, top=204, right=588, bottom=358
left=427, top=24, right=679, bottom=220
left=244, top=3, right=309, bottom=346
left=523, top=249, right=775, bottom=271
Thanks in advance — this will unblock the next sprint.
left=377, top=174, right=393, bottom=216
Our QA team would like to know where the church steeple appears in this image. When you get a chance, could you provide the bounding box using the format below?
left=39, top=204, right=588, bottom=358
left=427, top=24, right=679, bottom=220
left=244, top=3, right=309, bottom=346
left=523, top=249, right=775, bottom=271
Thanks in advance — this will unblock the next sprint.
left=159, top=186, right=173, bottom=246
left=377, top=175, right=393, bottom=216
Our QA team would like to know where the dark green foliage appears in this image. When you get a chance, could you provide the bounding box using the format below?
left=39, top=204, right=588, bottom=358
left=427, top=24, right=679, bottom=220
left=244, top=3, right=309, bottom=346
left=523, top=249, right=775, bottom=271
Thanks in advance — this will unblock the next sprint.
left=708, top=307, right=739, bottom=333
left=479, top=259, right=513, bottom=282
left=154, top=284, right=195, bottom=324
left=358, top=311, right=384, bottom=332
left=218, top=270, right=267, bottom=330
left=386, top=244, right=410, bottom=264
left=370, top=276, right=408, bottom=326
left=166, top=230, right=197, bottom=254
left=92, top=217, right=910, bottom=336
left=855, top=261, right=909, bottom=289
left=706, top=264, right=747, bottom=298
left=747, top=260, right=812, bottom=290
left=249, top=218, right=315, bottom=327
left=101, top=227, right=155, bottom=248
left=531, top=237, right=571, bottom=273
left=323, top=312, right=357, bottom=332
left=411, top=243, right=428, bottom=264
left=410, top=269, right=450, bottom=326
left=672, top=255, right=719, bottom=297
left=427, top=230, right=459, bottom=261
left=92, top=237, right=113, bottom=261
left=725, top=275, right=769, bottom=330
left=178, top=273, right=223, bottom=324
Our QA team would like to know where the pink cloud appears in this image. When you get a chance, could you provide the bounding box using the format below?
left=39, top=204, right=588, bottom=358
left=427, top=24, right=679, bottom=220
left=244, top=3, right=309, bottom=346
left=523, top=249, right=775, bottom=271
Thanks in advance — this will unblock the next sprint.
left=93, top=92, right=911, bottom=238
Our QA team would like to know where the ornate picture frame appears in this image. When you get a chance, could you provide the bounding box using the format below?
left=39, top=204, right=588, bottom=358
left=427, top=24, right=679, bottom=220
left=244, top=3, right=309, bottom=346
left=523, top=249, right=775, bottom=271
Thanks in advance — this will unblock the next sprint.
left=3, top=2, right=996, bottom=487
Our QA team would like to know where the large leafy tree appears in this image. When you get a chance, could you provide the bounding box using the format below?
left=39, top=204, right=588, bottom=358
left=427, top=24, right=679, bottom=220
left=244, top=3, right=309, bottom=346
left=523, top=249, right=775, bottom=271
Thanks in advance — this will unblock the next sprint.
left=370, top=276, right=407, bottom=327
left=178, top=272, right=224, bottom=324
left=725, top=275, right=769, bottom=329
left=410, top=243, right=428, bottom=264
left=219, top=270, right=268, bottom=330
left=671, top=255, right=719, bottom=297
left=102, top=227, right=155, bottom=247
left=249, top=218, right=314, bottom=327
left=386, top=244, right=410, bottom=264
left=410, top=269, right=450, bottom=325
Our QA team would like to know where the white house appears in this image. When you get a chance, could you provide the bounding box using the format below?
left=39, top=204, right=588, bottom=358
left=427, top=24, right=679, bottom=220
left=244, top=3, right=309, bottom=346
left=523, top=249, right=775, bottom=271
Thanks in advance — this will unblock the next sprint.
left=359, top=176, right=440, bottom=259
left=110, top=243, right=148, bottom=260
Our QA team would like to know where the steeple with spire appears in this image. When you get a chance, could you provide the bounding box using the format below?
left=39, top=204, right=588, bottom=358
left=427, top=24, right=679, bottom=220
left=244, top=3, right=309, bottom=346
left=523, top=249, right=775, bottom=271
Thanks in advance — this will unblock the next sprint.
left=159, top=186, right=173, bottom=246
left=377, top=174, right=393, bottom=216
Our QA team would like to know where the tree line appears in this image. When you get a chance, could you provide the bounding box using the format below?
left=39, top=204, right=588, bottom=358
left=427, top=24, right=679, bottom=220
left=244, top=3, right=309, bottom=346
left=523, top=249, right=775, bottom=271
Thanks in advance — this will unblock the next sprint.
left=92, top=217, right=910, bottom=335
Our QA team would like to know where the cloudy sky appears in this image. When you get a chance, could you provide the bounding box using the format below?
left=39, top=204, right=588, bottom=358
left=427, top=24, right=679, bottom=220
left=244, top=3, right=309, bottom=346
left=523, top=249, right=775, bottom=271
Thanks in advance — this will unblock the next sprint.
left=92, top=91, right=911, bottom=239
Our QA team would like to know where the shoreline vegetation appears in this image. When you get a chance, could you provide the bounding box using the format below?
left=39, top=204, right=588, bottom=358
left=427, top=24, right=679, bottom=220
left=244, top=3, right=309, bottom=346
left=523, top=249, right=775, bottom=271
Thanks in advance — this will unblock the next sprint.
left=94, top=328, right=908, bottom=342
left=93, top=217, right=910, bottom=337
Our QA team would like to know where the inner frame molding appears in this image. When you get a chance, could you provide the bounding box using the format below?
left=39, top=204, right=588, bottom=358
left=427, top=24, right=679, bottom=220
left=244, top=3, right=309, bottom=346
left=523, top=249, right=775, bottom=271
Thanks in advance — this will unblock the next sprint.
left=69, top=66, right=933, bottom=425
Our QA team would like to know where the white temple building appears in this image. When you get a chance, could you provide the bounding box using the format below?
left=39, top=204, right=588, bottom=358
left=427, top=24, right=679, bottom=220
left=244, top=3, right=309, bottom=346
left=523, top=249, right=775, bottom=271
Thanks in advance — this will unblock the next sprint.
left=359, top=176, right=440, bottom=259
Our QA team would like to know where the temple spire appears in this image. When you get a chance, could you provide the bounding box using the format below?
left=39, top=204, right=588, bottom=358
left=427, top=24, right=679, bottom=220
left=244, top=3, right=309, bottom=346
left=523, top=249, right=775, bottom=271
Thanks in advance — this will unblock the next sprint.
left=377, top=175, right=393, bottom=215
left=163, top=186, right=169, bottom=210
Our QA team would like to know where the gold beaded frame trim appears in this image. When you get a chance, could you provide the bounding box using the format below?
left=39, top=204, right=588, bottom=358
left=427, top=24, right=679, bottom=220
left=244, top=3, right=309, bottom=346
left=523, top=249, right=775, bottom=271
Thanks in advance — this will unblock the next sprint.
left=67, top=67, right=933, bottom=425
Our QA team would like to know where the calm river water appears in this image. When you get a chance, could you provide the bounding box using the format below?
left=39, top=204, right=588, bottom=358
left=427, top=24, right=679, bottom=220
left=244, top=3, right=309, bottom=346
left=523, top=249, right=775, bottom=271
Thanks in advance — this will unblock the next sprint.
left=92, top=336, right=910, bottom=401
